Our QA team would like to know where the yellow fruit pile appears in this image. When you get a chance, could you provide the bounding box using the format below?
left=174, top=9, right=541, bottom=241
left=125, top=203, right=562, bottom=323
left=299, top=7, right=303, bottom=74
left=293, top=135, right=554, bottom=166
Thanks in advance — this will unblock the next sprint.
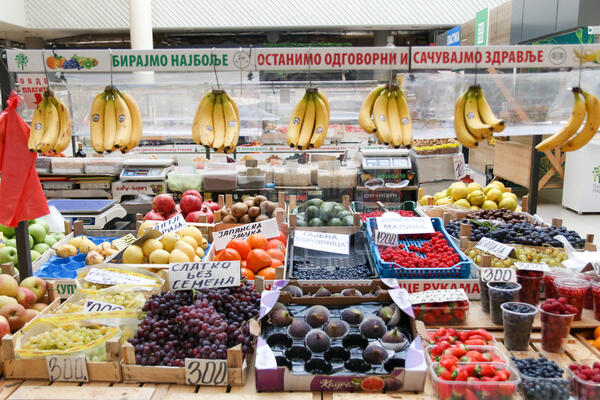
left=419, top=181, right=518, bottom=211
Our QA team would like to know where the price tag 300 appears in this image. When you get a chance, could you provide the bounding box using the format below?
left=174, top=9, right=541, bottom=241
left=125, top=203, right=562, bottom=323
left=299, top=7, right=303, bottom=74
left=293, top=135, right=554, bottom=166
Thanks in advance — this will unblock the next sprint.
left=480, top=268, right=516, bottom=283
left=185, top=358, right=228, bottom=386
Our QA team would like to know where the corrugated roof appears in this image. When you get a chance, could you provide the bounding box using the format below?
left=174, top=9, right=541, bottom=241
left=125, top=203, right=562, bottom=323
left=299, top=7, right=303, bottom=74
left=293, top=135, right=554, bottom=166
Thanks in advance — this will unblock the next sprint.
left=25, top=0, right=510, bottom=30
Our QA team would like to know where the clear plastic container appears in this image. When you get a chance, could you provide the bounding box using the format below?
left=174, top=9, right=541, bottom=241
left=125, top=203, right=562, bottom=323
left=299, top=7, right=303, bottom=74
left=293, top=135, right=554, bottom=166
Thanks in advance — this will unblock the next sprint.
left=555, top=277, right=590, bottom=321
left=412, top=301, right=470, bottom=325
left=167, top=168, right=203, bottom=192
left=567, top=366, right=600, bottom=400
left=591, top=280, right=600, bottom=321
left=201, top=163, right=237, bottom=191
left=517, top=270, right=543, bottom=306
left=317, top=168, right=358, bottom=189
left=543, top=269, right=572, bottom=300
left=520, top=369, right=571, bottom=400
left=487, top=282, right=521, bottom=325
left=273, top=163, right=312, bottom=186
left=51, top=157, right=85, bottom=174
left=501, top=302, right=537, bottom=351
left=581, top=271, right=600, bottom=310
left=539, top=307, right=575, bottom=353
left=425, top=344, right=508, bottom=365
left=85, top=158, right=123, bottom=174
left=238, top=174, right=266, bottom=189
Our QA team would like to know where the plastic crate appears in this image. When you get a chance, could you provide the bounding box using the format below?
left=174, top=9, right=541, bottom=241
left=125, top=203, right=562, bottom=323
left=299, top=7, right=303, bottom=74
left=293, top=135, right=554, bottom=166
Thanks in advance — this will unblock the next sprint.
left=366, top=217, right=471, bottom=279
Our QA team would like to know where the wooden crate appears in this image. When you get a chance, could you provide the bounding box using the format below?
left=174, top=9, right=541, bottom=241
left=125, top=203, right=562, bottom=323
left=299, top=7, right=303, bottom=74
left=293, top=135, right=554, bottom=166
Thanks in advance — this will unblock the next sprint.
left=468, top=139, right=496, bottom=173
left=494, top=141, right=532, bottom=187
left=288, top=194, right=360, bottom=235
left=213, top=192, right=286, bottom=230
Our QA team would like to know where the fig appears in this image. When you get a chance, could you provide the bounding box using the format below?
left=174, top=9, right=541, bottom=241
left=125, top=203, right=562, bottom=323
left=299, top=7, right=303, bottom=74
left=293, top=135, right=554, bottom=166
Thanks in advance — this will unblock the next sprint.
left=381, top=328, right=409, bottom=351
left=362, top=343, right=389, bottom=364
left=304, top=305, right=330, bottom=328
left=282, top=284, right=303, bottom=297
left=341, top=288, right=362, bottom=296
left=384, top=376, right=403, bottom=391
left=323, top=320, right=348, bottom=339
left=271, top=302, right=287, bottom=313
left=305, top=329, right=331, bottom=353
left=359, top=316, right=387, bottom=339
left=341, top=307, right=364, bottom=325
left=377, top=304, right=400, bottom=326
left=269, top=309, right=292, bottom=327
left=313, top=286, right=331, bottom=297
left=287, top=319, right=311, bottom=339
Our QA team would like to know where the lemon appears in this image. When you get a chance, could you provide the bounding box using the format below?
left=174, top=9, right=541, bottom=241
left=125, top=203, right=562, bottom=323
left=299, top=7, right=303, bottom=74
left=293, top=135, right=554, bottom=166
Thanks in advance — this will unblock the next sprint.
left=468, top=190, right=485, bottom=206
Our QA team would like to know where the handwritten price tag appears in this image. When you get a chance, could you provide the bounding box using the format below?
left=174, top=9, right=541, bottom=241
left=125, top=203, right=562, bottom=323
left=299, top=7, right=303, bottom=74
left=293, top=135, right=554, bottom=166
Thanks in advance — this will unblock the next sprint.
left=408, top=289, right=468, bottom=305
left=84, top=268, right=156, bottom=286
left=475, top=237, right=514, bottom=260
left=112, top=234, right=136, bottom=251
left=480, top=268, right=517, bottom=283
left=374, top=230, right=398, bottom=246
left=514, top=262, right=550, bottom=273
left=83, top=299, right=124, bottom=312
left=453, top=153, right=466, bottom=179
left=46, top=356, right=88, bottom=382
left=293, top=231, right=350, bottom=255
left=213, top=218, right=280, bottom=251
left=155, top=214, right=186, bottom=235
left=185, top=358, right=228, bottom=386
left=376, top=217, right=434, bottom=234
left=169, top=261, right=241, bottom=291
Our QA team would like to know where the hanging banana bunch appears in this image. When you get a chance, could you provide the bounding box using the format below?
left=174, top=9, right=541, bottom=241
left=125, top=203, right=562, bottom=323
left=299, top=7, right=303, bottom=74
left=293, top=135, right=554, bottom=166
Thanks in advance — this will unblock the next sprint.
left=28, top=91, right=72, bottom=154
left=89, top=86, right=142, bottom=154
left=286, top=88, right=330, bottom=150
left=454, top=85, right=505, bottom=148
left=192, top=90, right=240, bottom=153
left=359, top=83, right=412, bottom=148
left=535, top=87, right=600, bottom=153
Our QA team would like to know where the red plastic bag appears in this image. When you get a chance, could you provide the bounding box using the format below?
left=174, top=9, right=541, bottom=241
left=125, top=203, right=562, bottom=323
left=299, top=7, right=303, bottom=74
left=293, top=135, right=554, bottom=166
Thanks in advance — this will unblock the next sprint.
left=0, top=91, right=49, bottom=227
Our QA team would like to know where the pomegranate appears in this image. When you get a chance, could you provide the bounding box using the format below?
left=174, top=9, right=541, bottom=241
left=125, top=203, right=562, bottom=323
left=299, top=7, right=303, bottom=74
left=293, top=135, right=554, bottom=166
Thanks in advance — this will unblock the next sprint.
left=143, top=210, right=165, bottom=221
left=182, top=190, right=203, bottom=202
left=198, top=204, right=214, bottom=223
left=152, top=194, right=175, bottom=215
left=185, top=211, right=202, bottom=223
left=180, top=195, right=203, bottom=214
left=203, top=200, right=220, bottom=212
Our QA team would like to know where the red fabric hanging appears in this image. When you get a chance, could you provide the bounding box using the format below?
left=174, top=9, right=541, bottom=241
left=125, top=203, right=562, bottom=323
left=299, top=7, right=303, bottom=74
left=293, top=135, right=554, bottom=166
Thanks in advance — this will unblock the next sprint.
left=0, top=91, right=49, bottom=227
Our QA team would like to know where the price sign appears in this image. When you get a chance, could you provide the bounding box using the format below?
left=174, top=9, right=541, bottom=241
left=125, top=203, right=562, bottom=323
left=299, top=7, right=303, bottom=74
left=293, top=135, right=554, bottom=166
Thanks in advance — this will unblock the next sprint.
left=83, top=299, right=124, bottom=312
left=46, top=356, right=88, bottom=382
left=408, top=289, right=468, bottom=305
left=111, top=234, right=136, bottom=251
left=293, top=231, right=350, bottom=255
left=480, top=268, right=517, bottom=283
left=376, top=217, right=434, bottom=234
left=169, top=261, right=241, bottom=291
left=213, top=218, right=280, bottom=251
left=475, top=237, right=514, bottom=260
left=514, top=262, right=550, bottom=273
left=374, top=230, right=398, bottom=246
left=84, top=268, right=156, bottom=286
left=381, top=278, right=400, bottom=289
left=453, top=153, right=466, bottom=179
left=185, top=358, right=228, bottom=386
left=154, top=214, right=186, bottom=235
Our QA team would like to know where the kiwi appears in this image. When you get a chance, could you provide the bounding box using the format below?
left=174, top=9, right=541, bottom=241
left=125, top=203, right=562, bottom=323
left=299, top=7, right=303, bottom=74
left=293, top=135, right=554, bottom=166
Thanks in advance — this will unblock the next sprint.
left=259, top=201, right=270, bottom=215
left=254, top=195, right=267, bottom=205
left=255, top=214, right=269, bottom=222
left=231, top=202, right=249, bottom=218
left=248, top=206, right=260, bottom=218
left=244, top=199, right=255, bottom=208
left=222, top=215, right=238, bottom=223
left=266, top=201, right=277, bottom=216
left=239, top=215, right=252, bottom=224
left=220, top=207, right=230, bottom=216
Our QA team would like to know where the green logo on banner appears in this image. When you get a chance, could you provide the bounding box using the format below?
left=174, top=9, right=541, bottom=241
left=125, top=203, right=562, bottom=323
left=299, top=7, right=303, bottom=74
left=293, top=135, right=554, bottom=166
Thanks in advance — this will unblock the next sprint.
left=475, top=8, right=489, bottom=46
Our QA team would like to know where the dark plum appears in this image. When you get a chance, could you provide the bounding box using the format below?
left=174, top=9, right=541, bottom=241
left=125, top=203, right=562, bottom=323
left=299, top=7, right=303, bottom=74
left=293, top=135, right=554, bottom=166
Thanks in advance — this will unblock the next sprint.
left=304, top=305, right=330, bottom=328
left=359, top=316, right=387, bottom=339
left=362, top=343, right=389, bottom=364
left=323, top=320, right=348, bottom=339
left=305, top=329, right=331, bottom=353
left=269, top=309, right=293, bottom=327
left=340, top=307, right=364, bottom=325
left=287, top=319, right=311, bottom=339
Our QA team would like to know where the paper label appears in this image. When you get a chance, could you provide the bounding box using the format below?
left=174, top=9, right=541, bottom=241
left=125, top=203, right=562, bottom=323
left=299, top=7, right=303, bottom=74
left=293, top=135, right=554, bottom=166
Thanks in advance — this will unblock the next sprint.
left=475, top=237, right=514, bottom=260
left=381, top=278, right=400, bottom=289
left=514, top=262, right=550, bottom=273
left=84, top=268, right=156, bottom=286
left=259, top=290, right=281, bottom=319
left=408, top=289, right=468, bottom=305
left=213, top=218, right=280, bottom=251
left=83, top=299, right=124, bottom=312
left=111, top=234, right=136, bottom=251
left=376, top=217, right=434, bottom=234
left=169, top=261, right=241, bottom=291
left=46, top=356, right=89, bottom=382
left=374, top=230, right=398, bottom=246
left=293, top=231, right=350, bottom=255
left=453, top=153, right=466, bottom=179
left=479, top=268, right=516, bottom=283
left=184, top=358, right=228, bottom=386
left=154, top=215, right=186, bottom=235
left=389, top=288, right=414, bottom=317
left=592, top=259, right=600, bottom=275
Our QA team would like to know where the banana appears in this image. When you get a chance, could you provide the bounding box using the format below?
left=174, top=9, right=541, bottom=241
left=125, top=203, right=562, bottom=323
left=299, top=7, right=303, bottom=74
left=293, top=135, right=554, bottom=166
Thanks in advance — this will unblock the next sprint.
left=463, top=87, right=493, bottom=139
left=224, top=92, right=240, bottom=124
left=454, top=90, right=479, bottom=148
left=372, top=89, right=391, bottom=145
left=397, top=89, right=413, bottom=147
left=192, top=92, right=215, bottom=148
left=310, top=93, right=329, bottom=149
left=286, top=92, right=309, bottom=148
left=359, top=86, right=385, bottom=134
left=387, top=89, right=403, bottom=148
left=28, top=96, right=47, bottom=152
left=536, top=88, right=586, bottom=152
left=476, top=87, right=505, bottom=133
left=52, top=97, right=72, bottom=154
left=222, top=95, right=239, bottom=152
left=113, top=89, right=132, bottom=149
left=103, top=89, right=117, bottom=152
left=39, top=96, right=59, bottom=153
left=561, top=89, right=600, bottom=152
left=118, top=90, right=142, bottom=152
left=90, top=92, right=106, bottom=153
left=211, top=93, right=226, bottom=152
left=317, top=92, right=330, bottom=120
left=297, top=93, right=316, bottom=150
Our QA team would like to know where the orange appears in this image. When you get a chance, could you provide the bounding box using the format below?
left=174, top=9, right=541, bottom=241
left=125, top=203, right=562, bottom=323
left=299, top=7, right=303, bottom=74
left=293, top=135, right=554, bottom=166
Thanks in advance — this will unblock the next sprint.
left=594, top=337, right=600, bottom=351
left=246, top=249, right=272, bottom=273
left=267, top=248, right=285, bottom=263
left=271, top=259, right=283, bottom=268
left=247, top=234, right=268, bottom=250
left=241, top=267, right=255, bottom=281
left=219, top=248, right=242, bottom=261
left=267, top=239, right=286, bottom=254
left=274, top=231, right=287, bottom=245
left=226, top=239, right=251, bottom=260
left=213, top=250, right=223, bottom=261
left=594, top=326, right=600, bottom=339
left=241, top=260, right=247, bottom=269
left=257, top=267, right=276, bottom=280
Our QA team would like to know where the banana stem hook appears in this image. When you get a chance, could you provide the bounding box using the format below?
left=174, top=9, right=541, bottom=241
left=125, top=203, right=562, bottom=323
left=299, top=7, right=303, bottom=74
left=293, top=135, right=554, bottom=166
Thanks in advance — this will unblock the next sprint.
left=212, top=47, right=221, bottom=90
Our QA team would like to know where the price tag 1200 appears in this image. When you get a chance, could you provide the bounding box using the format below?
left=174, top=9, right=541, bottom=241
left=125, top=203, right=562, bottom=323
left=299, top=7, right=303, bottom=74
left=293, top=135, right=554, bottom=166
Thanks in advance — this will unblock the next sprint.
left=46, top=356, right=89, bottom=382
left=480, top=268, right=516, bottom=283
left=185, top=358, right=228, bottom=386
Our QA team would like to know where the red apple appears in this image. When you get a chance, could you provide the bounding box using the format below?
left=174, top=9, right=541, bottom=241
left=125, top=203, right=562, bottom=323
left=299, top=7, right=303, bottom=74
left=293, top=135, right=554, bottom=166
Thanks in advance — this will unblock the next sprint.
left=32, top=303, right=48, bottom=312
left=0, top=274, right=18, bottom=298
left=16, top=287, right=36, bottom=309
left=23, top=309, right=39, bottom=323
left=0, top=315, right=9, bottom=338
left=182, top=190, right=203, bottom=202
left=0, top=303, right=26, bottom=332
left=203, top=200, right=220, bottom=212
left=180, top=195, right=203, bottom=214
left=20, top=276, right=46, bottom=301
left=144, top=210, right=165, bottom=221
left=152, top=194, right=176, bottom=215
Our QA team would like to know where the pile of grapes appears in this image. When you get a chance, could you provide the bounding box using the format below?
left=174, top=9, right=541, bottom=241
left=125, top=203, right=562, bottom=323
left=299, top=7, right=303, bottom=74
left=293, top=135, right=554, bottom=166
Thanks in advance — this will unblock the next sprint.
left=469, top=209, right=539, bottom=224
left=466, top=246, right=568, bottom=268
left=446, top=220, right=585, bottom=248
left=128, top=282, right=260, bottom=367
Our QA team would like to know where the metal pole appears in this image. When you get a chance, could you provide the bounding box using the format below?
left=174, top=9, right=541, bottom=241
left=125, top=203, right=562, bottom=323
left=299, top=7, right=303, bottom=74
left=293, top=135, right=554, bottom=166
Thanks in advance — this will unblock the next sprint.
left=527, top=135, right=542, bottom=214
left=14, top=221, right=32, bottom=279
left=0, top=50, right=12, bottom=109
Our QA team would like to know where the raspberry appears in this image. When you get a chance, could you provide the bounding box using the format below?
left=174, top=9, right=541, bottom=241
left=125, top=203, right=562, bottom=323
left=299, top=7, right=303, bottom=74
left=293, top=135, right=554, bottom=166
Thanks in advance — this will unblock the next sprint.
left=558, top=297, right=567, bottom=304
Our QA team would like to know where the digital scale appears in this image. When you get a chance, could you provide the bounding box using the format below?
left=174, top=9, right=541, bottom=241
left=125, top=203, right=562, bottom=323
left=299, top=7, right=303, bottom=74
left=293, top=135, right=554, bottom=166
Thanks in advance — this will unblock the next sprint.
left=119, top=159, right=174, bottom=181
left=360, top=148, right=412, bottom=171
left=47, top=199, right=127, bottom=230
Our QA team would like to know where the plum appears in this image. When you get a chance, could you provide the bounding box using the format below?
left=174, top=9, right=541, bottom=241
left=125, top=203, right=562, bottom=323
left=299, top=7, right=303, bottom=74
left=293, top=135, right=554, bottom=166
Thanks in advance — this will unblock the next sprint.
left=304, top=305, right=330, bottom=328
left=305, top=329, right=331, bottom=353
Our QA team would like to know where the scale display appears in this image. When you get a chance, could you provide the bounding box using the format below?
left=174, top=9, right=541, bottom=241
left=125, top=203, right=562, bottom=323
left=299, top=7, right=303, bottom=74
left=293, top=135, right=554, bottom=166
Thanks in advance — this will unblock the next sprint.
left=362, top=157, right=411, bottom=170
left=120, top=167, right=169, bottom=181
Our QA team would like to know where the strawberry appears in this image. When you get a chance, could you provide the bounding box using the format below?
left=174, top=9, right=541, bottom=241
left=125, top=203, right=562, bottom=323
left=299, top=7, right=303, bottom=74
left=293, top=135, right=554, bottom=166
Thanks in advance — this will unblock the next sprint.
left=457, top=330, right=468, bottom=342
left=495, top=369, right=510, bottom=381
left=464, top=339, right=486, bottom=346
left=436, top=366, right=453, bottom=380
left=479, top=364, right=496, bottom=377
left=440, top=355, right=458, bottom=370
left=475, top=329, right=493, bottom=341
left=447, top=346, right=467, bottom=358
left=436, top=382, right=452, bottom=399
left=452, top=309, right=466, bottom=321
left=463, top=388, right=479, bottom=400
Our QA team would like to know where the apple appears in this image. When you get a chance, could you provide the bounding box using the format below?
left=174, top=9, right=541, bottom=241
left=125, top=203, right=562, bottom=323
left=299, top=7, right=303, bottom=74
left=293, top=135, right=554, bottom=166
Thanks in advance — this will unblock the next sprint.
left=44, top=235, right=57, bottom=246
left=30, top=250, right=41, bottom=262
left=32, top=243, right=50, bottom=254
left=0, top=224, right=14, bottom=239
left=33, top=219, right=49, bottom=234
left=0, top=295, right=17, bottom=309
left=32, top=303, right=48, bottom=312
left=180, top=195, right=203, bottom=214
left=16, top=287, right=36, bottom=309
left=0, top=303, right=27, bottom=332
left=23, top=309, right=38, bottom=323
left=0, top=248, right=17, bottom=265
left=29, top=223, right=46, bottom=245
left=182, top=190, right=203, bottom=202
left=152, top=194, right=175, bottom=215
left=20, top=277, right=46, bottom=301
left=5, top=238, right=16, bottom=248
left=0, top=274, right=18, bottom=297
left=144, top=210, right=165, bottom=221
left=0, top=315, right=9, bottom=338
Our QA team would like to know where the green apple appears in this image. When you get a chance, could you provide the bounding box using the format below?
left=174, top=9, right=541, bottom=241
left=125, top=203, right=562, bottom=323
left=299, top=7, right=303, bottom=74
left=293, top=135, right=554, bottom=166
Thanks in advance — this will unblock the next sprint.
left=50, top=232, right=65, bottom=241
left=0, top=225, right=14, bottom=239
left=29, top=224, right=46, bottom=245
left=5, top=239, right=16, bottom=248
left=29, top=235, right=34, bottom=249
left=32, top=243, right=49, bottom=254
left=34, top=220, right=49, bottom=234
left=30, top=250, right=41, bottom=262
left=43, top=236, right=57, bottom=246
left=0, top=247, right=17, bottom=265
